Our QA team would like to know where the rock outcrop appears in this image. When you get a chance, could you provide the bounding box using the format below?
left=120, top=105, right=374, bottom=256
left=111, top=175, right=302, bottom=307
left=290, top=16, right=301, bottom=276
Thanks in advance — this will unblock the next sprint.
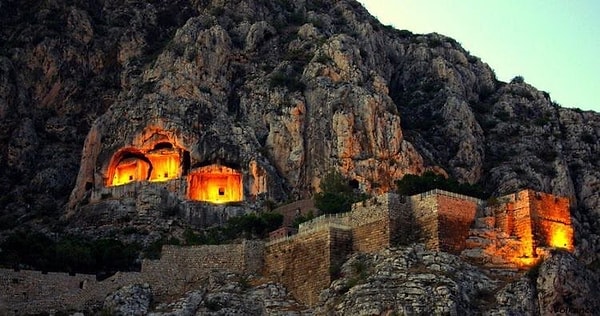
left=104, top=283, right=153, bottom=316
left=317, top=246, right=498, bottom=315
left=317, top=246, right=599, bottom=315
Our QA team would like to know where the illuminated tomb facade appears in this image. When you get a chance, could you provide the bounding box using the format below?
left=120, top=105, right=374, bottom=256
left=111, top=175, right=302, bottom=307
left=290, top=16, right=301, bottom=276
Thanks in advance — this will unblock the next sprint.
left=187, top=165, right=243, bottom=203
left=69, top=124, right=274, bottom=227
left=105, top=144, right=245, bottom=204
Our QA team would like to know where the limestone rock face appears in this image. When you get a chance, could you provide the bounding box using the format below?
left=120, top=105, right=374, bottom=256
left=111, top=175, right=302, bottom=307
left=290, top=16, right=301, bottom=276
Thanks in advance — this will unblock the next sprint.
left=317, top=246, right=498, bottom=315
left=535, top=251, right=600, bottom=315
left=104, top=283, right=153, bottom=316
left=1, top=0, right=598, bottom=229
left=148, top=273, right=311, bottom=315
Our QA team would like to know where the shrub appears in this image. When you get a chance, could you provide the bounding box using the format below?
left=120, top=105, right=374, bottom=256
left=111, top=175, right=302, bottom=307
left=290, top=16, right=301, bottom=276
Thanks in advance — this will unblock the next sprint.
left=292, top=210, right=315, bottom=228
left=396, top=171, right=487, bottom=199
left=510, top=75, right=525, bottom=84
left=0, top=231, right=141, bottom=274
left=183, top=228, right=203, bottom=245
left=315, top=171, right=368, bottom=214
left=225, top=212, right=283, bottom=239
left=268, top=71, right=305, bottom=91
left=581, top=132, right=595, bottom=144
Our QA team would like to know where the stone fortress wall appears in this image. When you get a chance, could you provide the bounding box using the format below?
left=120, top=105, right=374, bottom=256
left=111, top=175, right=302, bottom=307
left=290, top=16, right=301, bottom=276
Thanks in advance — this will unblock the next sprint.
left=463, top=189, right=573, bottom=267
left=1, top=189, right=573, bottom=312
left=0, top=241, right=263, bottom=315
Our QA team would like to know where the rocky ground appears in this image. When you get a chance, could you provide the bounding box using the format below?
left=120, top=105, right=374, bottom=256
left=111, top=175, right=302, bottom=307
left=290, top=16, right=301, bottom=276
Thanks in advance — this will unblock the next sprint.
left=98, top=245, right=599, bottom=315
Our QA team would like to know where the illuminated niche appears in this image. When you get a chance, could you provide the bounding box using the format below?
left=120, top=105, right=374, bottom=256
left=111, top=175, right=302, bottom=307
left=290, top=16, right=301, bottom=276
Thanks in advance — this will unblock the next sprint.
left=111, top=156, right=150, bottom=186
left=107, top=143, right=182, bottom=187
left=187, top=165, right=243, bottom=203
left=146, top=143, right=180, bottom=182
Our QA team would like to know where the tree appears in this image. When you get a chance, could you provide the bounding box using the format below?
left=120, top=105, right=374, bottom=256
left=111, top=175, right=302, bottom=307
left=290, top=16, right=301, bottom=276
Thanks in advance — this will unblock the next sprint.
left=396, top=171, right=487, bottom=199
left=315, top=171, right=367, bottom=214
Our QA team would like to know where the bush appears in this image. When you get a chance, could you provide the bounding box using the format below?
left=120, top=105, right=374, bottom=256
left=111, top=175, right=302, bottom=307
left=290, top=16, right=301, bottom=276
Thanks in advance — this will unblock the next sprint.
left=510, top=75, right=525, bottom=84
left=396, top=171, right=487, bottom=199
left=268, top=71, right=305, bottom=91
left=225, top=212, right=283, bottom=239
left=315, top=171, right=368, bottom=214
left=0, top=231, right=141, bottom=274
left=292, top=210, right=315, bottom=228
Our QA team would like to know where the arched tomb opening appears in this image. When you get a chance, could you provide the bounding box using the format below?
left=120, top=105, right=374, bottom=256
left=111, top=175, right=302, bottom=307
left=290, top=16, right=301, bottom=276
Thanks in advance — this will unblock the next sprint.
left=147, top=142, right=181, bottom=182
left=106, top=142, right=183, bottom=187
left=107, top=150, right=151, bottom=186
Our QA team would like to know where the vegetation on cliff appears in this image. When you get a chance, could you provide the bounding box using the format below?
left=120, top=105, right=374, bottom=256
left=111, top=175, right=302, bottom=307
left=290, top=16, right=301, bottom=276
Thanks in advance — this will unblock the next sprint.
left=0, top=230, right=140, bottom=276
left=396, top=171, right=488, bottom=198
left=314, top=171, right=368, bottom=214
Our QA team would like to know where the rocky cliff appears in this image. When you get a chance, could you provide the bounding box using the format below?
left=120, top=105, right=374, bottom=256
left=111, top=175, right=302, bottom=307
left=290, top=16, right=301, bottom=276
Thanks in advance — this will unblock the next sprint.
left=1, top=0, right=600, bottom=314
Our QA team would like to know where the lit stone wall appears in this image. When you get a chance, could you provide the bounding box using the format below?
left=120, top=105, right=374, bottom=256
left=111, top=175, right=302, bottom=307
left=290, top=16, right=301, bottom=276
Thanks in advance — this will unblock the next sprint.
left=142, top=241, right=264, bottom=295
left=436, top=194, right=479, bottom=254
left=264, top=226, right=352, bottom=306
left=462, top=189, right=573, bottom=268
left=528, top=191, right=573, bottom=250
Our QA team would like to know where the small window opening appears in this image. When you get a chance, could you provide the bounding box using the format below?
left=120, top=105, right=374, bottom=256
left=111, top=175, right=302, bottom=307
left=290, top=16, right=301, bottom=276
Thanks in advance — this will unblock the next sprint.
left=219, top=188, right=225, bottom=196
left=129, top=175, right=133, bottom=180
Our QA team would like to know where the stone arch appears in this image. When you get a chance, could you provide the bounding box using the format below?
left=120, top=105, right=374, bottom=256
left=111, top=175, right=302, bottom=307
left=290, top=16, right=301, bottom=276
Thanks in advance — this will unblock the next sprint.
left=106, top=148, right=152, bottom=186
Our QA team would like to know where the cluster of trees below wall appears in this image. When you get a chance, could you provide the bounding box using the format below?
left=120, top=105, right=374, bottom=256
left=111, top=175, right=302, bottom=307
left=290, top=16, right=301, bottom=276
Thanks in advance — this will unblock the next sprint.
left=0, top=231, right=140, bottom=278
left=314, top=171, right=369, bottom=214
left=0, top=212, right=284, bottom=275
left=179, top=212, right=283, bottom=246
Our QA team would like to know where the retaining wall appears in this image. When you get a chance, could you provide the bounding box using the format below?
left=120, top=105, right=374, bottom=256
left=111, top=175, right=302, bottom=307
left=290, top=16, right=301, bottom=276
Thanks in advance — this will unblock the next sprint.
left=0, top=241, right=264, bottom=314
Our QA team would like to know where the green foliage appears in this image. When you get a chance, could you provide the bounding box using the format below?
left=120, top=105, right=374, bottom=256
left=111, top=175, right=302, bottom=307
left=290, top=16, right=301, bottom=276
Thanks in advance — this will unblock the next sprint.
left=180, top=212, right=284, bottom=246
left=396, top=29, right=413, bottom=38
left=315, top=171, right=368, bottom=214
left=0, top=231, right=141, bottom=274
left=429, top=38, right=443, bottom=48
left=396, top=171, right=488, bottom=199
left=581, top=132, right=595, bottom=144
left=144, top=239, right=165, bottom=260
left=315, top=192, right=352, bottom=214
left=268, top=71, right=305, bottom=91
left=183, top=228, right=203, bottom=245
left=224, top=212, right=283, bottom=239
left=510, top=75, right=525, bottom=84
left=292, top=210, right=315, bottom=228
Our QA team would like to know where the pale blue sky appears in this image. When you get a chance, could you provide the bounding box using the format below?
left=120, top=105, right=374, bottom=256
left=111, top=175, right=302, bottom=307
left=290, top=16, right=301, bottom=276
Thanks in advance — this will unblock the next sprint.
left=357, top=0, right=600, bottom=112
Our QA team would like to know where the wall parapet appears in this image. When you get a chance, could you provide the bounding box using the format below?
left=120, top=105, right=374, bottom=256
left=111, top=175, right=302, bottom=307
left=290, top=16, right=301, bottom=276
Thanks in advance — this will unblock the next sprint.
left=298, top=213, right=350, bottom=233
left=416, top=189, right=483, bottom=204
